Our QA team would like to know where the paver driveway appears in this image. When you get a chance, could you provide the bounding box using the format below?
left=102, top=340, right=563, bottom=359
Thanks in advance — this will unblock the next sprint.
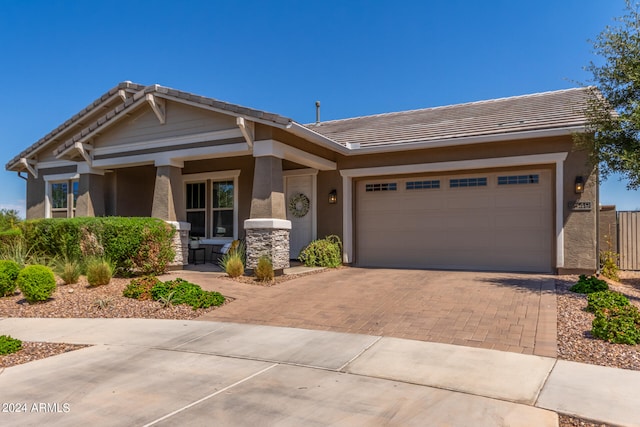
left=169, top=268, right=557, bottom=357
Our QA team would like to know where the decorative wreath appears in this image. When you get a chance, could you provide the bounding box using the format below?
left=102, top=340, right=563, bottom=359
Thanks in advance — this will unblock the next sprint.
left=288, top=193, right=310, bottom=218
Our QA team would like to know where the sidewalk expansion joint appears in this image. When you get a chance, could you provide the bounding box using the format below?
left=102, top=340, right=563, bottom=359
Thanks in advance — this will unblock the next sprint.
left=533, top=358, right=558, bottom=407
left=338, top=335, right=382, bottom=372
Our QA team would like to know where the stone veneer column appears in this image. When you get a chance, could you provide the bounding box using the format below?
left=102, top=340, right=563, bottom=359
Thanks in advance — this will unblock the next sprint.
left=245, top=156, right=291, bottom=270
left=166, top=221, right=191, bottom=269
left=75, top=167, right=105, bottom=217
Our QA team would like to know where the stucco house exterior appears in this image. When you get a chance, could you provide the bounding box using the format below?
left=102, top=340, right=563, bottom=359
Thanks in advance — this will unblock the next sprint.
left=5, top=82, right=598, bottom=274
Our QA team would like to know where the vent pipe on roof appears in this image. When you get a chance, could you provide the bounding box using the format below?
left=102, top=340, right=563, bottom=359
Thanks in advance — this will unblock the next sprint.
left=315, top=101, right=321, bottom=125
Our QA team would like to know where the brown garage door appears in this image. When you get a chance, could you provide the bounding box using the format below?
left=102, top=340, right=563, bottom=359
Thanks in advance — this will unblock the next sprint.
left=356, top=170, right=552, bottom=272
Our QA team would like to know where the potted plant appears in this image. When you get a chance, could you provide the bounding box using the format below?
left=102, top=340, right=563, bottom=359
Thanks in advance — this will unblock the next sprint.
left=189, top=236, right=200, bottom=249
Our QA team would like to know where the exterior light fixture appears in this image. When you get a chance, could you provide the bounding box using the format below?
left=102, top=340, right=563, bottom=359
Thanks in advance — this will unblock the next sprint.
left=574, top=176, right=584, bottom=194
left=328, top=189, right=337, bottom=204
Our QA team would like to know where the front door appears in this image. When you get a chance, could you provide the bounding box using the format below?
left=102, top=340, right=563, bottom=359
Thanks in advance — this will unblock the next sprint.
left=285, top=173, right=315, bottom=259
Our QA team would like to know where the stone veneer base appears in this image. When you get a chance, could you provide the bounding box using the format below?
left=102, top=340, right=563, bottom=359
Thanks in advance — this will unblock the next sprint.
left=166, top=221, right=191, bottom=268
left=245, top=218, right=291, bottom=270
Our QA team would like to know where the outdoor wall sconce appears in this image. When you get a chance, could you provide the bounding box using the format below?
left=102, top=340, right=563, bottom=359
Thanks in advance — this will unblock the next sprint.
left=328, top=189, right=338, bottom=204
left=574, top=176, right=585, bottom=194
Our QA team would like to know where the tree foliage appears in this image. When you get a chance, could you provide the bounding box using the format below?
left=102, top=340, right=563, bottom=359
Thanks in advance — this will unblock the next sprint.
left=579, top=0, right=640, bottom=189
left=0, top=209, right=20, bottom=232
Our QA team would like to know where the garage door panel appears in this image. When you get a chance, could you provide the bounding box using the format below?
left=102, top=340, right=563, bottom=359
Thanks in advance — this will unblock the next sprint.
left=356, top=170, right=552, bottom=272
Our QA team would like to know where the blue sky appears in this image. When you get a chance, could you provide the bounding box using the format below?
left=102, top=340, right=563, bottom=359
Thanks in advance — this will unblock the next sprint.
left=0, top=0, right=638, bottom=215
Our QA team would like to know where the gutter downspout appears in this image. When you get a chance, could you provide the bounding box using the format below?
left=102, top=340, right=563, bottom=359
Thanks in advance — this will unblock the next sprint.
left=17, top=172, right=28, bottom=181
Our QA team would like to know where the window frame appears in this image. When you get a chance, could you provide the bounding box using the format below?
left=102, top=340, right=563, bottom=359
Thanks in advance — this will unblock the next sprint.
left=183, top=170, right=240, bottom=241
left=44, top=173, right=79, bottom=218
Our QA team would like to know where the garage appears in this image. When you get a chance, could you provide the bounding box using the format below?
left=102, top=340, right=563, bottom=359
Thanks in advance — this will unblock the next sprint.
left=356, top=169, right=553, bottom=272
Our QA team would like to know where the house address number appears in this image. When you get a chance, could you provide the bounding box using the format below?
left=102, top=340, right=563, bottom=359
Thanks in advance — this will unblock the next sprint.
left=568, top=201, right=592, bottom=211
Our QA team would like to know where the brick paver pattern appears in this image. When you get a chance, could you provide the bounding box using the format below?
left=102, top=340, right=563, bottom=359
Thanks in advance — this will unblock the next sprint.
left=173, top=268, right=557, bottom=357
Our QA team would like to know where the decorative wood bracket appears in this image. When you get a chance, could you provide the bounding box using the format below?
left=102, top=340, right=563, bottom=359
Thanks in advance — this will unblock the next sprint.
left=75, top=142, right=93, bottom=165
left=19, top=158, right=38, bottom=179
left=118, top=89, right=131, bottom=102
left=237, top=117, right=254, bottom=149
left=146, top=94, right=166, bottom=124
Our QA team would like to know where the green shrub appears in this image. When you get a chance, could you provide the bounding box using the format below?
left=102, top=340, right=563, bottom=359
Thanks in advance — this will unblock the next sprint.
left=0, top=260, right=20, bottom=296
left=255, top=255, right=274, bottom=282
left=0, top=209, right=21, bottom=232
left=569, top=275, right=608, bottom=294
left=20, top=217, right=175, bottom=277
left=0, top=335, right=22, bottom=355
left=298, top=235, right=342, bottom=268
left=599, top=251, right=620, bottom=281
left=86, top=258, right=113, bottom=287
left=151, top=278, right=225, bottom=309
left=123, top=276, right=162, bottom=300
left=592, top=304, right=640, bottom=345
left=17, top=265, right=56, bottom=303
left=56, top=259, right=81, bottom=285
left=586, top=290, right=630, bottom=313
left=219, top=242, right=245, bottom=278
left=0, top=228, right=23, bottom=250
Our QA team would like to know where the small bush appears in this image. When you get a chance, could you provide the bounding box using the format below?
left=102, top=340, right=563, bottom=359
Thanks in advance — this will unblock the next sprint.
left=56, top=259, right=81, bottom=285
left=255, top=255, right=274, bottom=282
left=569, top=275, right=608, bottom=294
left=586, top=290, right=630, bottom=313
left=123, top=276, right=162, bottom=300
left=592, top=304, right=640, bottom=345
left=17, top=265, right=56, bottom=303
left=219, top=242, right=245, bottom=278
left=599, top=251, right=620, bottom=281
left=0, top=260, right=20, bottom=296
left=86, top=258, right=113, bottom=287
left=151, top=278, right=225, bottom=309
left=298, top=235, right=342, bottom=268
left=0, top=335, right=22, bottom=355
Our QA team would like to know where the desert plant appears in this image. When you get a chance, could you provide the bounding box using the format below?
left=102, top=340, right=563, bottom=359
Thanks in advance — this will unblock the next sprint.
left=56, top=258, right=82, bottom=285
left=86, top=258, right=114, bottom=287
left=255, top=255, right=274, bottom=282
left=151, top=278, right=225, bottom=309
left=569, top=275, right=608, bottom=294
left=122, top=276, right=162, bottom=300
left=219, top=241, right=245, bottom=278
left=599, top=251, right=620, bottom=281
left=586, top=290, right=630, bottom=313
left=94, top=297, right=113, bottom=310
left=0, top=259, right=20, bottom=296
left=591, top=304, right=640, bottom=345
left=17, top=265, right=56, bottom=303
left=0, top=335, right=22, bottom=355
left=298, top=235, right=342, bottom=268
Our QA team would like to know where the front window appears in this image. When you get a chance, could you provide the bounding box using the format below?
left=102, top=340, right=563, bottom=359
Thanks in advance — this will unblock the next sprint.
left=212, top=180, right=234, bottom=237
left=184, top=172, right=239, bottom=240
left=50, top=180, right=79, bottom=218
left=186, top=182, right=206, bottom=238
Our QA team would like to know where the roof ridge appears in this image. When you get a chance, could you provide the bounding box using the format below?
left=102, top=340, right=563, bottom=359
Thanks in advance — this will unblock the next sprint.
left=307, top=87, right=590, bottom=126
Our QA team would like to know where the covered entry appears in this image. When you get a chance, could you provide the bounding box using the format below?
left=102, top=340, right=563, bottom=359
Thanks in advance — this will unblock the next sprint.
left=356, top=169, right=553, bottom=272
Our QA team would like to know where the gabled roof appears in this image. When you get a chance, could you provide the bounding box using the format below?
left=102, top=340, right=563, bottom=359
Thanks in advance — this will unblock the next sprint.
left=5, top=81, right=144, bottom=170
left=304, top=87, right=592, bottom=149
left=6, top=82, right=294, bottom=171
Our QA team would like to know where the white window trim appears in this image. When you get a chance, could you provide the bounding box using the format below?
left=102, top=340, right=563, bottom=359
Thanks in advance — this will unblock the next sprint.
left=340, top=153, right=568, bottom=268
left=183, top=170, right=240, bottom=241
left=43, top=173, right=80, bottom=219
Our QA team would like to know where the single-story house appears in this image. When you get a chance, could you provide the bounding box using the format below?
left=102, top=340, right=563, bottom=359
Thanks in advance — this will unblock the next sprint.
left=5, top=82, right=599, bottom=274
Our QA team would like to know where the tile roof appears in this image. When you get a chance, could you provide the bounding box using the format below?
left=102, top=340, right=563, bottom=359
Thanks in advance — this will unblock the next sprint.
left=304, top=87, right=592, bottom=148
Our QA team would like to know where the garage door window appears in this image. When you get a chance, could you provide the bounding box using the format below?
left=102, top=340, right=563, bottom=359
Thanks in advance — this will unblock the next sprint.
left=365, top=183, right=397, bottom=192
left=406, top=180, right=440, bottom=190
left=497, top=174, right=539, bottom=185
left=449, top=177, right=487, bottom=188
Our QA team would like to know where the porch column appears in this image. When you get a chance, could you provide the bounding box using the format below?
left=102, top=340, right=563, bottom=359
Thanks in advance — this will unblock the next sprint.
left=75, top=165, right=105, bottom=217
left=245, top=155, right=291, bottom=270
left=152, top=161, right=189, bottom=268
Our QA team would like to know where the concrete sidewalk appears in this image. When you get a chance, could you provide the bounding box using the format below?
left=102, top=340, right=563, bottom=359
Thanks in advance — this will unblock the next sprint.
left=0, top=318, right=638, bottom=426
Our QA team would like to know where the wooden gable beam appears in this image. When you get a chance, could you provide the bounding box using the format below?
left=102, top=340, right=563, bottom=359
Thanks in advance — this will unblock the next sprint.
left=19, top=158, right=38, bottom=179
left=237, top=117, right=254, bottom=148
left=145, top=94, right=166, bottom=124
left=74, top=142, right=93, bottom=165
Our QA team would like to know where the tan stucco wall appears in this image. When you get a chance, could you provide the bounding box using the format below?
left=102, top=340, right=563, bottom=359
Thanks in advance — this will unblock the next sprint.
left=599, top=205, right=617, bottom=254
left=561, top=149, right=598, bottom=272
left=317, top=170, right=343, bottom=239
left=26, top=166, right=77, bottom=219
left=114, top=165, right=156, bottom=217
